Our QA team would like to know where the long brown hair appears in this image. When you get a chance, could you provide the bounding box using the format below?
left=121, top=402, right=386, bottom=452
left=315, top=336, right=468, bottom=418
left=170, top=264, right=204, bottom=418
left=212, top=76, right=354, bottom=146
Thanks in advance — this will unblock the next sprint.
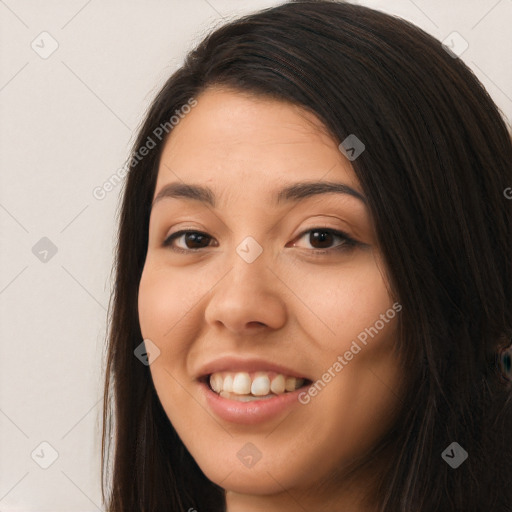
left=101, top=1, right=512, bottom=510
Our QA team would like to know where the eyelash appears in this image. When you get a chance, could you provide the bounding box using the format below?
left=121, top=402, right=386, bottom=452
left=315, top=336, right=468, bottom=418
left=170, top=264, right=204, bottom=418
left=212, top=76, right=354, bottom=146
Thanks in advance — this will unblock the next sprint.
left=162, top=228, right=359, bottom=256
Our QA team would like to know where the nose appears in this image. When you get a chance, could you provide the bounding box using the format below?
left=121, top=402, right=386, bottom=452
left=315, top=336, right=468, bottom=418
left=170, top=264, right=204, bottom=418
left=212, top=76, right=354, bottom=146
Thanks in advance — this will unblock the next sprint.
left=204, top=246, right=287, bottom=335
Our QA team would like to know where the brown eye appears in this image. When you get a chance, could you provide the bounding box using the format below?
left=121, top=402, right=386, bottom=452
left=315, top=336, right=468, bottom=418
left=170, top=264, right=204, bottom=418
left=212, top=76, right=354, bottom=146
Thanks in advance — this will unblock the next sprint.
left=163, top=230, right=213, bottom=252
left=292, top=228, right=357, bottom=252
left=309, top=230, right=336, bottom=249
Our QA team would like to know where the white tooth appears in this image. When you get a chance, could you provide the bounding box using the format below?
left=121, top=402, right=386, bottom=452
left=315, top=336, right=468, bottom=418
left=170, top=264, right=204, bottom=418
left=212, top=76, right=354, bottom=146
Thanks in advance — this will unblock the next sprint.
left=223, top=374, right=234, bottom=392
left=210, top=373, right=223, bottom=393
left=285, top=377, right=297, bottom=392
left=270, top=374, right=286, bottom=394
left=251, top=374, right=270, bottom=396
left=232, top=372, right=251, bottom=394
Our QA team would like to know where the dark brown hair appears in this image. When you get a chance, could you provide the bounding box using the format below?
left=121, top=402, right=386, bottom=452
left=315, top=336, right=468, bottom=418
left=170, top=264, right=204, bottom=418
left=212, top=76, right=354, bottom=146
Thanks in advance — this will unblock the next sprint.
left=101, top=1, right=512, bottom=510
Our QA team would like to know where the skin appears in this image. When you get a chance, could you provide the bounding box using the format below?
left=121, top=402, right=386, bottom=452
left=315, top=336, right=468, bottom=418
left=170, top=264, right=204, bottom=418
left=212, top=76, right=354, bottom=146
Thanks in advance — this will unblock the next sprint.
left=138, top=86, right=405, bottom=511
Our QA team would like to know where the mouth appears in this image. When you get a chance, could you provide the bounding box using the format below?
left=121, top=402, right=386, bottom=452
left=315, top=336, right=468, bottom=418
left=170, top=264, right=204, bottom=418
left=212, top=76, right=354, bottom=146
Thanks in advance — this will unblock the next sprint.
left=200, top=370, right=313, bottom=402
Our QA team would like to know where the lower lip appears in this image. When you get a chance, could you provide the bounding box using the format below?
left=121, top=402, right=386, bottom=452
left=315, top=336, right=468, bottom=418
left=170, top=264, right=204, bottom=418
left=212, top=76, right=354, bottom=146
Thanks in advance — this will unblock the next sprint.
left=199, top=381, right=306, bottom=425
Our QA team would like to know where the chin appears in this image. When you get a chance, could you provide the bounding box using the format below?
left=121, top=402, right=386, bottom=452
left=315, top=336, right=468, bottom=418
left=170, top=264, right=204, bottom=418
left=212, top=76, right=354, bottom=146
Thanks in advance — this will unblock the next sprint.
left=194, top=448, right=312, bottom=495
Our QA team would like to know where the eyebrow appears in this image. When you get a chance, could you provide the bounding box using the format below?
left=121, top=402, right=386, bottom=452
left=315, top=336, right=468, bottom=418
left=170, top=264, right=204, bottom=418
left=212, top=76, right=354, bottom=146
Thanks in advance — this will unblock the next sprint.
left=151, top=180, right=367, bottom=210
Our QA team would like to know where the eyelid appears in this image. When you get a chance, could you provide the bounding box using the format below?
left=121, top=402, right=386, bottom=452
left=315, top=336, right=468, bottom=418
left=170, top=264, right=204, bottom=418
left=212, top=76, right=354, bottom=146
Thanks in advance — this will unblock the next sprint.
left=294, top=225, right=353, bottom=241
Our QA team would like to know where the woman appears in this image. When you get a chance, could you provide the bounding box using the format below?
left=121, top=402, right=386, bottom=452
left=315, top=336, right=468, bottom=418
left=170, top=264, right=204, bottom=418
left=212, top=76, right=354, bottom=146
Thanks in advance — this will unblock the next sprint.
left=101, top=1, right=512, bottom=510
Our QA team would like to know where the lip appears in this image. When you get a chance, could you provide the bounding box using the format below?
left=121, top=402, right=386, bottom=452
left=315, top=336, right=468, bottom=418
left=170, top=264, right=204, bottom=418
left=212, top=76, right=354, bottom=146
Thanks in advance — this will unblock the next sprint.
left=195, top=355, right=310, bottom=381
left=199, top=380, right=307, bottom=425
left=195, top=355, right=311, bottom=425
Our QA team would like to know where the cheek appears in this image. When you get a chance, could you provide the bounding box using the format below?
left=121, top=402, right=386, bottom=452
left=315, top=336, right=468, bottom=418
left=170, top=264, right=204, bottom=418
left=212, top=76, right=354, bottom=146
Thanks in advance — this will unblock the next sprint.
left=289, top=251, right=402, bottom=442
left=290, top=251, right=394, bottom=349
left=137, top=264, right=204, bottom=431
left=137, top=262, right=205, bottom=342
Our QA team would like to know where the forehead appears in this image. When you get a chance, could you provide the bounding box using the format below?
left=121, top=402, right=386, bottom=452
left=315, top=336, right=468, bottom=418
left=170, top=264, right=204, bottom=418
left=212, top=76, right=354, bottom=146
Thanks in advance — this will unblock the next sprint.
left=155, top=87, right=361, bottom=201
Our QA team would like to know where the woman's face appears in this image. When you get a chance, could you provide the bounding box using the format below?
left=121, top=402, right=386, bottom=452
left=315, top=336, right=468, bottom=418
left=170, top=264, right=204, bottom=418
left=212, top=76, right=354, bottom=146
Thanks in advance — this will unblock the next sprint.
left=138, top=87, right=404, bottom=508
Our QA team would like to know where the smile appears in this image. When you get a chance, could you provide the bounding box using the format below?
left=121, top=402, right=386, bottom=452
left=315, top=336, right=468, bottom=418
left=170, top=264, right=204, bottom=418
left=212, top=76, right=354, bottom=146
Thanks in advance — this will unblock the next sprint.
left=208, top=370, right=310, bottom=402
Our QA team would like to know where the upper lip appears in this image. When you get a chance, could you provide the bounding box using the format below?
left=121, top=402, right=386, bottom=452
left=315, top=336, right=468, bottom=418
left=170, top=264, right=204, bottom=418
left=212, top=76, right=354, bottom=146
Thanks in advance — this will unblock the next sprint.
left=195, top=355, right=311, bottom=381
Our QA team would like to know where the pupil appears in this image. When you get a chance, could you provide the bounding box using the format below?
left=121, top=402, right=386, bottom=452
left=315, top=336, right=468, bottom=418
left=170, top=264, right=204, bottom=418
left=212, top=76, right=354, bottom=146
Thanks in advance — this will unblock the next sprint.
left=186, top=233, right=208, bottom=248
left=311, top=230, right=332, bottom=249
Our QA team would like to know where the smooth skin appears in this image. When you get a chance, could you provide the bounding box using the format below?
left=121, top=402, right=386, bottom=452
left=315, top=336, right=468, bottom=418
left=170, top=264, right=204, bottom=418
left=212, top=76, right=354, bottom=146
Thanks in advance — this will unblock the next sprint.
left=138, top=87, right=405, bottom=511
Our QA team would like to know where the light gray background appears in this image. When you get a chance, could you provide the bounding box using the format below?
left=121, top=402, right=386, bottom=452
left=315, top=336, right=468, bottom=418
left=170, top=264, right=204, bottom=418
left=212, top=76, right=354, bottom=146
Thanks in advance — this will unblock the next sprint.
left=0, top=1, right=511, bottom=510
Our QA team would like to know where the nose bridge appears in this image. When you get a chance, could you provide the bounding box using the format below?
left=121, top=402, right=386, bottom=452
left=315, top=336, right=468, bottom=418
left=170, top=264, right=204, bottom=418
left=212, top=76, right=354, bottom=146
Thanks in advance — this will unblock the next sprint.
left=204, top=233, right=287, bottom=332
left=235, top=234, right=266, bottom=267
left=224, top=233, right=270, bottom=296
